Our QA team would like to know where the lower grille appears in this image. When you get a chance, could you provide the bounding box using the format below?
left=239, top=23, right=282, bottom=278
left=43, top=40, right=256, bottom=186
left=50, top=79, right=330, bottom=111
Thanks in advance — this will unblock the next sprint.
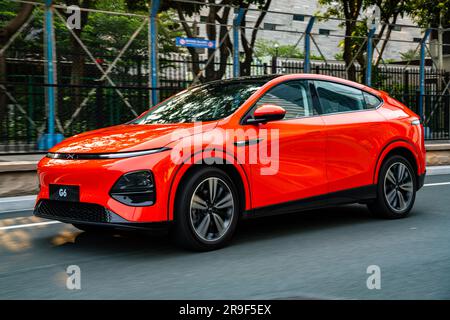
left=35, top=200, right=112, bottom=223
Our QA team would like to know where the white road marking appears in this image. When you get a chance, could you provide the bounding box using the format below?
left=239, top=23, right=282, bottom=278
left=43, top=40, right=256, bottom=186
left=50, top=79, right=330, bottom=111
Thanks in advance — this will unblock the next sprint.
left=0, top=221, right=61, bottom=231
left=423, top=182, right=450, bottom=187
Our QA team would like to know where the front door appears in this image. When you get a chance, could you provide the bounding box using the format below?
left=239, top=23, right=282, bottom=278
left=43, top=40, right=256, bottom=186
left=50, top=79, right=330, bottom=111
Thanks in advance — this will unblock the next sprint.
left=243, top=80, right=327, bottom=209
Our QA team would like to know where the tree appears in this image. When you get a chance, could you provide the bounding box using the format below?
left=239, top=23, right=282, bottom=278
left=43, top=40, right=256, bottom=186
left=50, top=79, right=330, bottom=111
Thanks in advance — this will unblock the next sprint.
left=318, top=0, right=365, bottom=81
left=318, top=0, right=412, bottom=81
left=128, top=0, right=272, bottom=82
left=60, top=0, right=92, bottom=110
left=400, top=48, right=420, bottom=61
left=254, top=39, right=324, bottom=60
left=407, top=0, right=450, bottom=28
left=0, top=2, right=34, bottom=135
left=371, top=0, right=409, bottom=67
left=238, top=0, right=272, bottom=76
left=255, top=39, right=304, bottom=59
left=407, top=0, right=450, bottom=70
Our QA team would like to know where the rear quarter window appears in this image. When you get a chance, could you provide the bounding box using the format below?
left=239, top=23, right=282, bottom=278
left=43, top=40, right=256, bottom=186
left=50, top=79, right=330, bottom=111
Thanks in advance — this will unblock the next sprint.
left=363, top=92, right=382, bottom=109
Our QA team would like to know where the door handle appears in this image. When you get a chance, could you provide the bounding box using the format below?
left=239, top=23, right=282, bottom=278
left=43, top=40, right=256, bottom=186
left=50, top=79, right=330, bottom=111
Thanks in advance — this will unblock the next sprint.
left=234, top=138, right=264, bottom=147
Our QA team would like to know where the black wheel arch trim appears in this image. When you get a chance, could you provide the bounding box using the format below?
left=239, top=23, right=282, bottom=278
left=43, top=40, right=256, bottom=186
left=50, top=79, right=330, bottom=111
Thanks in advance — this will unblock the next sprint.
left=166, top=148, right=252, bottom=221
left=373, top=138, right=420, bottom=185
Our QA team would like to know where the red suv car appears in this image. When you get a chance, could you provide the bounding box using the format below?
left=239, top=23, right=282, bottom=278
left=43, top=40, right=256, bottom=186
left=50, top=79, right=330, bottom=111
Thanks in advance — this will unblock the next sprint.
left=34, top=74, right=426, bottom=250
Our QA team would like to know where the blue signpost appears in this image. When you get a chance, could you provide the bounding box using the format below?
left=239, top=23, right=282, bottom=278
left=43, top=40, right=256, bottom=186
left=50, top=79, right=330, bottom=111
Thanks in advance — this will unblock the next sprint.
left=175, top=37, right=217, bottom=49
left=365, top=26, right=376, bottom=87
left=419, top=29, right=431, bottom=122
left=38, top=0, right=63, bottom=150
left=149, top=0, right=160, bottom=107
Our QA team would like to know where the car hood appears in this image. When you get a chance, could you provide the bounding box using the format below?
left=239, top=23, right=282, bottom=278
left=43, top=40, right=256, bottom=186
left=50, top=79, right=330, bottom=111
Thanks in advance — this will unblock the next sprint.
left=49, top=122, right=218, bottom=154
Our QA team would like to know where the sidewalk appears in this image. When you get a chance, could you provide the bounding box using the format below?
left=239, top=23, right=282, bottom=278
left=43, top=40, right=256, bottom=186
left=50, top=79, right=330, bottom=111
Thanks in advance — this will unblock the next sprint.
left=0, top=154, right=45, bottom=162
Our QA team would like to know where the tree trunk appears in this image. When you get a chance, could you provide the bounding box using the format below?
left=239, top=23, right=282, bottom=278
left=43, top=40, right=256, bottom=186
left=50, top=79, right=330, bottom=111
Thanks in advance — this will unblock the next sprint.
left=0, top=3, right=34, bottom=137
left=239, top=0, right=271, bottom=76
left=66, top=1, right=91, bottom=113
left=374, top=15, right=398, bottom=67
left=343, top=25, right=356, bottom=81
left=176, top=6, right=203, bottom=82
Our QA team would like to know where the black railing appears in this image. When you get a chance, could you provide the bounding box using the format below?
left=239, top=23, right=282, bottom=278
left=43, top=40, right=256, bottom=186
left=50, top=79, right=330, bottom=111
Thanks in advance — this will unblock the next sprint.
left=1, top=55, right=449, bottom=153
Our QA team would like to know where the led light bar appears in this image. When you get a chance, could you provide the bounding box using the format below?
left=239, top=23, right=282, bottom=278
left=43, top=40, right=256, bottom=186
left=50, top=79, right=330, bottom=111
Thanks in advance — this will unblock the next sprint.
left=47, top=147, right=171, bottom=160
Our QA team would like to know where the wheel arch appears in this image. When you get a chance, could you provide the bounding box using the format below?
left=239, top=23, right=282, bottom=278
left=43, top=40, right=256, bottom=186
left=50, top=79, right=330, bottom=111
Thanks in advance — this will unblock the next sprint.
left=167, top=151, right=251, bottom=221
left=374, top=140, right=420, bottom=185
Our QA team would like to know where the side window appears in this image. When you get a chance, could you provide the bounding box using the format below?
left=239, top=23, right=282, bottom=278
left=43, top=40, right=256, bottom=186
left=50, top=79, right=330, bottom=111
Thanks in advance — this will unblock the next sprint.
left=254, top=80, right=317, bottom=120
left=314, top=81, right=366, bottom=114
left=363, top=91, right=382, bottom=109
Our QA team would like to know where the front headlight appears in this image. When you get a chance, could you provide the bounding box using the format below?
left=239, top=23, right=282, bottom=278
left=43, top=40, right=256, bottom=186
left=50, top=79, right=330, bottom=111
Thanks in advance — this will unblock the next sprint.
left=110, top=170, right=155, bottom=206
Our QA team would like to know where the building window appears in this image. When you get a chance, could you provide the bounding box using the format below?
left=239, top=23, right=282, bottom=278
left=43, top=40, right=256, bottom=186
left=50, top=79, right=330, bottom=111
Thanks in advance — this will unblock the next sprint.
left=393, top=25, right=402, bottom=31
left=319, top=29, right=330, bottom=36
left=264, top=23, right=277, bottom=31
left=413, top=37, right=421, bottom=42
left=200, top=16, right=207, bottom=23
left=293, top=14, right=305, bottom=21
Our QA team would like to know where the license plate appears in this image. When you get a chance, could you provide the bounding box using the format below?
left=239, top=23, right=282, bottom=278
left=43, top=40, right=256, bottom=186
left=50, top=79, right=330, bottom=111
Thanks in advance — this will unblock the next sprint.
left=49, top=185, right=80, bottom=202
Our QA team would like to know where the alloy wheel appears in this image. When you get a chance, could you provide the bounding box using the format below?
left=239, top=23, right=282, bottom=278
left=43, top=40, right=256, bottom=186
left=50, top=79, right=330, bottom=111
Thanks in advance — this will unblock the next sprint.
left=383, top=162, right=414, bottom=213
left=189, top=177, right=235, bottom=242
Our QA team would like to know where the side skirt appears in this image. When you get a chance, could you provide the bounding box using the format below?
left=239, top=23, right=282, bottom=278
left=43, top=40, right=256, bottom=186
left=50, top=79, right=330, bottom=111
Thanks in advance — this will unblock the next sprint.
left=243, top=185, right=377, bottom=219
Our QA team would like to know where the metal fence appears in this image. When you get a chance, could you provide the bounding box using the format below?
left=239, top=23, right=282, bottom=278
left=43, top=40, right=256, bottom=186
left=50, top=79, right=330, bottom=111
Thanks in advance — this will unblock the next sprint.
left=1, top=53, right=449, bottom=153
left=1, top=0, right=450, bottom=154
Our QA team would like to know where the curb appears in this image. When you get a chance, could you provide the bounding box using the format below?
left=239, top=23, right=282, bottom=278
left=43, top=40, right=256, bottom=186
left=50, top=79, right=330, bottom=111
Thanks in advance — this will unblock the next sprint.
left=0, top=195, right=36, bottom=213
left=426, top=165, right=450, bottom=176
left=0, top=161, right=37, bottom=172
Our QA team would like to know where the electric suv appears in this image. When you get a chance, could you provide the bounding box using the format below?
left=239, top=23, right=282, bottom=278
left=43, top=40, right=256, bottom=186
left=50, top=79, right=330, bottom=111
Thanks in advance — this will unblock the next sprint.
left=34, top=74, right=426, bottom=251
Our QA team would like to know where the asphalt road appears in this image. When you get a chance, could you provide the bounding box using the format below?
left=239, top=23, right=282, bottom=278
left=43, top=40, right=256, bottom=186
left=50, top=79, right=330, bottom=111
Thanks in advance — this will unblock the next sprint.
left=1, top=175, right=450, bottom=300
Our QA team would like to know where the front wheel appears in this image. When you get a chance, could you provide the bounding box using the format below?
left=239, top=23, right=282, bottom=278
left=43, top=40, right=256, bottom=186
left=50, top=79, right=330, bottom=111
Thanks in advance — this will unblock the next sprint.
left=171, top=167, right=240, bottom=251
left=368, top=155, right=416, bottom=219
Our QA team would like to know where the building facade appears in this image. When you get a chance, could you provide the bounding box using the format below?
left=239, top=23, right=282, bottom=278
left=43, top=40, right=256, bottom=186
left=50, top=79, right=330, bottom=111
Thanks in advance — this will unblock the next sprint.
left=197, top=0, right=424, bottom=62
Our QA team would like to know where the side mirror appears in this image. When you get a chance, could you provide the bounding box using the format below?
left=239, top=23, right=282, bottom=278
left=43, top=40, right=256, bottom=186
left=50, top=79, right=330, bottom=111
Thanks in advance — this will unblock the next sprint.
left=245, top=104, right=286, bottom=124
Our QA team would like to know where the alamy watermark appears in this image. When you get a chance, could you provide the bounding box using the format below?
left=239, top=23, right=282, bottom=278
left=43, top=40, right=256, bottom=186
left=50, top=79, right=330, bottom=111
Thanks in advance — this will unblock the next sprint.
left=169, top=122, right=280, bottom=175
left=66, top=5, right=81, bottom=30
left=66, top=265, right=81, bottom=290
left=366, top=265, right=381, bottom=290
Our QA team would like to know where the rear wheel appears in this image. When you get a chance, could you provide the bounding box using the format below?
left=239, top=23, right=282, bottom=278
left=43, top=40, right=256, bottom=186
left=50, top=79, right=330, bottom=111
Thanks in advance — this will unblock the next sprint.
left=171, top=167, right=240, bottom=251
left=368, top=155, right=416, bottom=219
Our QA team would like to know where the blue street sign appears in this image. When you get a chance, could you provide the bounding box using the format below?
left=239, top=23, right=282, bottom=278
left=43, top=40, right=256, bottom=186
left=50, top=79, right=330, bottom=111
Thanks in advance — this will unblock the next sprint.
left=176, top=37, right=216, bottom=49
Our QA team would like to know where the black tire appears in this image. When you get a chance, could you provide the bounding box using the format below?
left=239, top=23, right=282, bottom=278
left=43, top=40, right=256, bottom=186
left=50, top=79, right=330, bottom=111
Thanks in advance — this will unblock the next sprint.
left=367, top=155, right=416, bottom=219
left=170, top=167, right=240, bottom=251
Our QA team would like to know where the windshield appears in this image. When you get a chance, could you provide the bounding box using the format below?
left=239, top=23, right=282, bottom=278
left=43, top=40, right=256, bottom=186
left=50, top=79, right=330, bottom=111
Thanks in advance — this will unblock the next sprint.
left=132, top=81, right=264, bottom=124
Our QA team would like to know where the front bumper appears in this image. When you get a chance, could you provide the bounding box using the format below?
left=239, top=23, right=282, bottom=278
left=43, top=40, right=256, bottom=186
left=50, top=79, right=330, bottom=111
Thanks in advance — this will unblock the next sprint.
left=34, top=199, right=168, bottom=230
left=36, top=150, right=173, bottom=223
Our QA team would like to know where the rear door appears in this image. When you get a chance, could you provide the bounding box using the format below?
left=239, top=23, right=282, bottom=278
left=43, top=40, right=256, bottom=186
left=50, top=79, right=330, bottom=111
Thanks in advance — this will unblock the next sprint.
left=313, top=80, right=385, bottom=193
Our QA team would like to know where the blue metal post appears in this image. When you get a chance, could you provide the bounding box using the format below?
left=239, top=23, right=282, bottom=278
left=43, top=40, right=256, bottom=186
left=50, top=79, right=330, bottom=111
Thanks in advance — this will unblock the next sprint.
left=149, top=0, right=160, bottom=106
left=38, top=0, right=63, bottom=150
left=304, top=17, right=315, bottom=73
left=365, top=26, right=376, bottom=86
left=233, top=8, right=245, bottom=78
left=419, top=29, right=431, bottom=121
